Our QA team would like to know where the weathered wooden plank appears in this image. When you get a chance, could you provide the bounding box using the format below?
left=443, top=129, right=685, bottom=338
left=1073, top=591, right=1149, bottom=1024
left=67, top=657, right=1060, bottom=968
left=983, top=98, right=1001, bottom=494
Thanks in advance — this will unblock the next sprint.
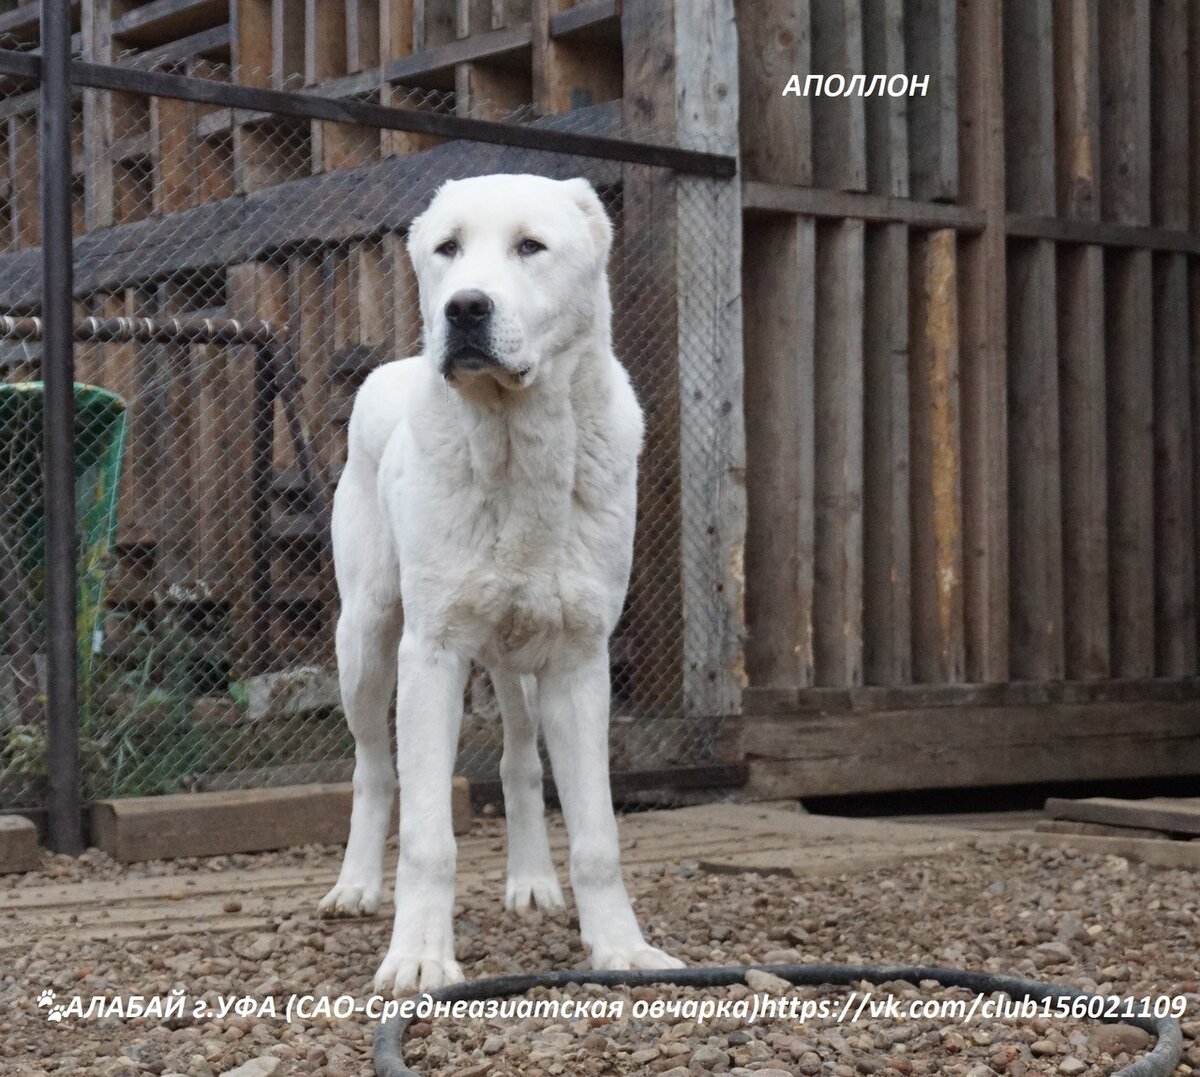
left=233, top=0, right=273, bottom=86
left=150, top=95, right=193, bottom=214
left=1007, top=240, right=1063, bottom=680
left=743, top=216, right=815, bottom=689
left=956, top=0, right=1007, bottom=683
left=1057, top=243, right=1109, bottom=678
left=675, top=0, right=744, bottom=717
left=305, top=0, right=349, bottom=84
left=110, top=0, right=227, bottom=45
left=1106, top=249, right=1155, bottom=677
left=862, top=222, right=909, bottom=685
left=91, top=780, right=471, bottom=863
left=813, top=219, right=864, bottom=688
left=742, top=181, right=981, bottom=230
left=908, top=228, right=963, bottom=684
left=1003, top=0, right=1054, bottom=213
left=1150, top=0, right=1189, bottom=229
left=415, top=0, right=457, bottom=48
left=903, top=0, right=956, bottom=201
left=81, top=0, right=116, bottom=232
left=272, top=0, right=306, bottom=86
left=0, top=816, right=38, bottom=874
left=862, top=0, right=906, bottom=198
left=810, top=0, right=866, bottom=192
left=1044, top=796, right=1200, bottom=836
left=1053, top=0, right=1100, bottom=219
left=741, top=701, right=1200, bottom=800
left=737, top=0, right=810, bottom=186
left=1191, top=3, right=1200, bottom=231
left=347, top=0, right=382, bottom=72
left=1153, top=253, right=1197, bottom=675
left=1099, top=0, right=1151, bottom=225
left=536, top=0, right=620, bottom=112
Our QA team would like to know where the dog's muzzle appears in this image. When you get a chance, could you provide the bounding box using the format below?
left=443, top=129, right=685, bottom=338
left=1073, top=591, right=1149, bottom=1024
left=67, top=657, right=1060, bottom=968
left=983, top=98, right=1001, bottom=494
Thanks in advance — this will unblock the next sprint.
left=441, top=288, right=500, bottom=378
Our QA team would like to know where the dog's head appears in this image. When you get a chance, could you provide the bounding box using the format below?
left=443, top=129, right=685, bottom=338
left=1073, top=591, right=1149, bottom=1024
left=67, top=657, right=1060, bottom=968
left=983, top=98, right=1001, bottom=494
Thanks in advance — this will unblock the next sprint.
left=407, top=174, right=613, bottom=390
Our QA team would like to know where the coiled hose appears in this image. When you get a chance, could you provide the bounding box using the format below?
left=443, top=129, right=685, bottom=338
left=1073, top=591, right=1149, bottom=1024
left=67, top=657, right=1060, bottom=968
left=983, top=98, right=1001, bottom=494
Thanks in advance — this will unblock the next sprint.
left=374, top=963, right=1184, bottom=1077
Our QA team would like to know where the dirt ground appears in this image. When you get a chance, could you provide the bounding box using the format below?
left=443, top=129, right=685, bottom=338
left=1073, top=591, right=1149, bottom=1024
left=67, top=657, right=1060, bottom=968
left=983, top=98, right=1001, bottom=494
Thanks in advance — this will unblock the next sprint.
left=1, top=804, right=1198, bottom=1077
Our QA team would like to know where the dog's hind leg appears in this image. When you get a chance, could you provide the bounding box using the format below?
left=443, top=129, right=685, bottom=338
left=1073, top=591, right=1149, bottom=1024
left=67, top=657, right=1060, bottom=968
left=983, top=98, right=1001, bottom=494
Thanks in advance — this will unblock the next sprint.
left=491, top=671, right=564, bottom=912
left=319, top=457, right=401, bottom=919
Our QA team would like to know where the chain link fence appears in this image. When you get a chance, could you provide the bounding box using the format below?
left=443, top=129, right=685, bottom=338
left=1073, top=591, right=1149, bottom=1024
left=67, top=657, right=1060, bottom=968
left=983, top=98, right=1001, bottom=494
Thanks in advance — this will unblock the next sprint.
left=0, top=48, right=743, bottom=826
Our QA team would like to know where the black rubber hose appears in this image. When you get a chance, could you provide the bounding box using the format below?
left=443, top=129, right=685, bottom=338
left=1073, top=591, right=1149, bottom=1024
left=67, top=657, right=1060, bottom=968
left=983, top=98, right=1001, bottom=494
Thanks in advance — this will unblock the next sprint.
left=374, top=963, right=1184, bottom=1077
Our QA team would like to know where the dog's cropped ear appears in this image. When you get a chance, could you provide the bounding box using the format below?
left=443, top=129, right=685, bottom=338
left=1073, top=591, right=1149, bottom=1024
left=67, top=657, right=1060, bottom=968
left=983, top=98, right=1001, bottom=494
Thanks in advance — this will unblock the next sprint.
left=564, top=178, right=612, bottom=263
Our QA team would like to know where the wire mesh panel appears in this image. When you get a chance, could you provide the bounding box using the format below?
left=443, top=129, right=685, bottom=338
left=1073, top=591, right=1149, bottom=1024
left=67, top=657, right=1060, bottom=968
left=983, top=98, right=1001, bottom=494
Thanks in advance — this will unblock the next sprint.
left=0, top=59, right=742, bottom=814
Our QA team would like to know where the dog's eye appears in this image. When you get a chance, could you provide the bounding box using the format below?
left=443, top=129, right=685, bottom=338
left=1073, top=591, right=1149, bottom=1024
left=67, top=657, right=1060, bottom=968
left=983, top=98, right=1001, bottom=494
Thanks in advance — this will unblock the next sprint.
left=435, top=239, right=459, bottom=257
left=517, top=238, right=546, bottom=256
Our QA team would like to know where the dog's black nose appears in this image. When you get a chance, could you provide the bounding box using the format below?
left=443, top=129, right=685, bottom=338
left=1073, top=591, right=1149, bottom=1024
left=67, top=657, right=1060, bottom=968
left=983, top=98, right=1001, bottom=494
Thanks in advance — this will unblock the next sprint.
left=444, top=289, right=493, bottom=328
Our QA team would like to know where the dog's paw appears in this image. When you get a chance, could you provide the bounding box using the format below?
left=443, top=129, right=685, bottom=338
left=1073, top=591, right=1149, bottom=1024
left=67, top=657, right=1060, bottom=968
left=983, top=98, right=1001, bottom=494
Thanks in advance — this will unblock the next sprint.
left=505, top=872, right=565, bottom=913
left=317, top=882, right=382, bottom=918
left=374, top=947, right=464, bottom=996
left=591, top=944, right=685, bottom=972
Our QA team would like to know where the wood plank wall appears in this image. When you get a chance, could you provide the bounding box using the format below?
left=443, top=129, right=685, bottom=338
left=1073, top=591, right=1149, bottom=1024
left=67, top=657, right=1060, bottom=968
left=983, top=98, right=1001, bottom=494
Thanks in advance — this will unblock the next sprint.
left=741, top=0, right=1200, bottom=694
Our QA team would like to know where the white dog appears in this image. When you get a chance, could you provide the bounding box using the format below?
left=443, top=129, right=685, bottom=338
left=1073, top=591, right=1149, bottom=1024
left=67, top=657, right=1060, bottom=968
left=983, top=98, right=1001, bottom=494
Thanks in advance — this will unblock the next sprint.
left=318, top=173, right=683, bottom=994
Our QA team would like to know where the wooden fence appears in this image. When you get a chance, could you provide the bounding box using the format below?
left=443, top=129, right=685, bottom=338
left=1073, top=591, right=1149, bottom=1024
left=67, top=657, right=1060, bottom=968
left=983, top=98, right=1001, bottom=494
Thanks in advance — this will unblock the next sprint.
left=737, top=0, right=1200, bottom=798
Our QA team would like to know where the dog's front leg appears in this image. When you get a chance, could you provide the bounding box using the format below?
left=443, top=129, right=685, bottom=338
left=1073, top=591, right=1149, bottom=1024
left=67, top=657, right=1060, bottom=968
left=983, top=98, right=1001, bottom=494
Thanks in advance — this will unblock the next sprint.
left=374, top=634, right=469, bottom=996
left=539, top=651, right=683, bottom=972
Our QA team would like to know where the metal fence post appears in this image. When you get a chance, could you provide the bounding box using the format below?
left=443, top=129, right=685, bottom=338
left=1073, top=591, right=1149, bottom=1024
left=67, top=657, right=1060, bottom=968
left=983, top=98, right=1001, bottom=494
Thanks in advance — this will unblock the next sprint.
left=40, top=0, right=82, bottom=853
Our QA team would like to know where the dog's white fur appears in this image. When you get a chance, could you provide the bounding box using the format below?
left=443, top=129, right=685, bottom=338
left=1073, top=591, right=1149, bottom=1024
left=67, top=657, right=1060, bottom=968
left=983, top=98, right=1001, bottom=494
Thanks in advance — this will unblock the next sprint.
left=319, top=173, right=682, bottom=994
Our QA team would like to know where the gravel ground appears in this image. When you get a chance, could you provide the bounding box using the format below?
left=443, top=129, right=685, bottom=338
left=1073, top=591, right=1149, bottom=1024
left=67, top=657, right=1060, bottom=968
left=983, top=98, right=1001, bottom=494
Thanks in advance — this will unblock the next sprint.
left=3, top=826, right=1199, bottom=1077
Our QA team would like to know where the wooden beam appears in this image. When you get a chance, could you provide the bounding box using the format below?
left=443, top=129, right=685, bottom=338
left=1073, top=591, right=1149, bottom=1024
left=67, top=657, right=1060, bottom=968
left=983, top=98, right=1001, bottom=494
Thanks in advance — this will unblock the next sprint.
left=810, top=0, right=866, bottom=192
left=737, top=0, right=811, bottom=186
left=1153, top=253, right=1196, bottom=675
left=1099, top=0, right=1151, bottom=225
left=674, top=0, right=745, bottom=718
left=1053, top=0, right=1100, bottom=218
left=813, top=219, right=865, bottom=687
left=862, top=222, right=910, bottom=685
left=903, top=0, right=956, bottom=201
left=1106, top=249, right=1155, bottom=677
left=1007, top=240, right=1063, bottom=680
left=739, top=700, right=1200, bottom=800
left=952, top=0, right=1007, bottom=681
left=1057, top=244, right=1109, bottom=678
left=744, top=677, right=1200, bottom=714
left=743, top=216, right=815, bottom=689
left=908, top=228, right=964, bottom=683
left=742, top=181, right=984, bottom=231
left=862, top=0, right=906, bottom=197
left=1044, top=796, right=1200, bottom=836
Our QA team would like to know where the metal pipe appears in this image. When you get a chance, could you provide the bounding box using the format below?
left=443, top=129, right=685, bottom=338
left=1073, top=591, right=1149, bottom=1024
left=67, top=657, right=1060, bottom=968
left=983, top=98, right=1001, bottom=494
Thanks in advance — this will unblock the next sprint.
left=0, top=48, right=737, bottom=179
left=39, top=0, right=82, bottom=853
left=0, top=314, right=278, bottom=346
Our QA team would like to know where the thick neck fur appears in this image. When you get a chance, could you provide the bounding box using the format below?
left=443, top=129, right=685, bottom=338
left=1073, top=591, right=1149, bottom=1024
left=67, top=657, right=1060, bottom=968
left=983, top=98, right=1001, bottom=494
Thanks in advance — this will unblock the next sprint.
left=442, top=338, right=609, bottom=571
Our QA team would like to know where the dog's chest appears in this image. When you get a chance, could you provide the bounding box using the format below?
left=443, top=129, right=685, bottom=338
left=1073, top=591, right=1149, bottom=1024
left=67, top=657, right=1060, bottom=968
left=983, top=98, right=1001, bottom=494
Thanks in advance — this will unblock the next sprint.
left=429, top=417, right=618, bottom=661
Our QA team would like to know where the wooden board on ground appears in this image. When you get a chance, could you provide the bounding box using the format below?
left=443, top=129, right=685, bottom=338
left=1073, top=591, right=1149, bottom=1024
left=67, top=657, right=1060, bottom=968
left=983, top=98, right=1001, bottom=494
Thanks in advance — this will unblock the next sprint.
left=0, top=815, right=38, bottom=874
left=90, top=777, right=472, bottom=862
left=1043, top=796, right=1200, bottom=837
left=1013, top=828, right=1200, bottom=872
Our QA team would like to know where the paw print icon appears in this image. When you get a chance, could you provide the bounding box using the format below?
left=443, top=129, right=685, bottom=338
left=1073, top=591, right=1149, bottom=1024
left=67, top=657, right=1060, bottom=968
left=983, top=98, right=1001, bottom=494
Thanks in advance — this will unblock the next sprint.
left=36, top=990, right=65, bottom=1023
